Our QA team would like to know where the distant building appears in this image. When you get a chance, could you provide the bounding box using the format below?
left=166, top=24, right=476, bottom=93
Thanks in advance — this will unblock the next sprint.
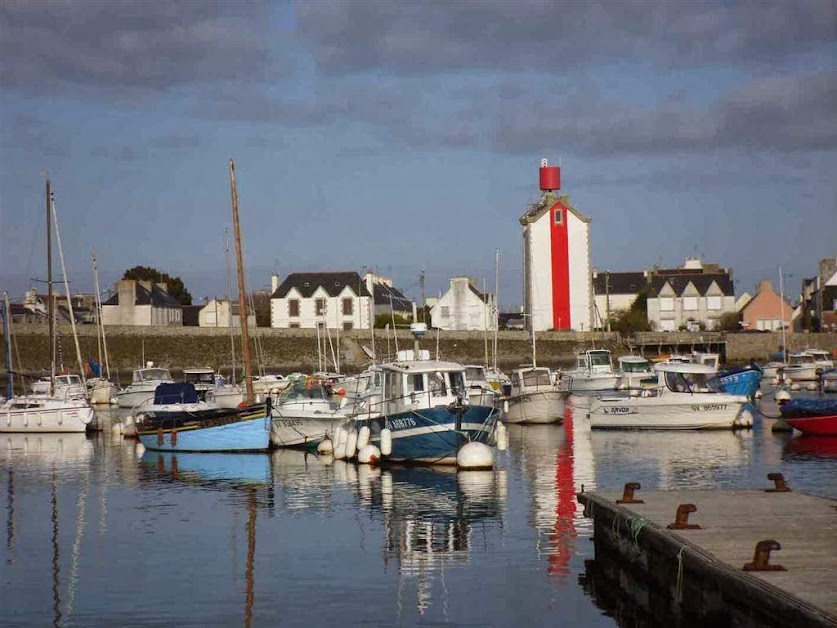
left=592, top=270, right=647, bottom=328
left=198, top=298, right=256, bottom=328
left=14, top=288, right=93, bottom=324
left=520, top=159, right=593, bottom=332
left=270, top=271, right=412, bottom=330
left=101, top=279, right=182, bottom=326
left=430, top=277, right=496, bottom=331
left=645, top=258, right=735, bottom=331
left=741, top=281, right=792, bottom=331
left=798, top=257, right=837, bottom=332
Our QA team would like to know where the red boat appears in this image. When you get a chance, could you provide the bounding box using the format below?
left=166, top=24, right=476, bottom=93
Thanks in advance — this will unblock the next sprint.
left=780, top=399, right=837, bottom=436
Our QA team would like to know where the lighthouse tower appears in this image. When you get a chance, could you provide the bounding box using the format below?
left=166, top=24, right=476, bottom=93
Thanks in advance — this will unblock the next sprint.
left=520, top=159, right=593, bottom=332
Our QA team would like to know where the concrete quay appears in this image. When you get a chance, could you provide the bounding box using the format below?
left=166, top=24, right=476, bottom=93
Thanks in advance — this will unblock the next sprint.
left=578, top=484, right=837, bottom=627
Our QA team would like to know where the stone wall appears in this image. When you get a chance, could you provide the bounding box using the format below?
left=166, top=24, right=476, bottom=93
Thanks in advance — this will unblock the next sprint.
left=2, top=325, right=834, bottom=377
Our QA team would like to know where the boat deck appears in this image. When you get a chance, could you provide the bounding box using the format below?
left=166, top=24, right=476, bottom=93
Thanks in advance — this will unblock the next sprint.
left=578, top=485, right=837, bottom=626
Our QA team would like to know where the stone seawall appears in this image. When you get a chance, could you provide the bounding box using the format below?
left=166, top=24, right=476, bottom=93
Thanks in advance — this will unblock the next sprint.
left=3, top=325, right=835, bottom=376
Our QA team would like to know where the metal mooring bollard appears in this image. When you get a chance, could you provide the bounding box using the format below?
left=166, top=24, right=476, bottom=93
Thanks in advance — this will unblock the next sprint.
left=616, top=482, right=644, bottom=504
left=765, top=473, right=792, bottom=492
left=667, top=503, right=701, bottom=529
left=743, top=540, right=786, bottom=571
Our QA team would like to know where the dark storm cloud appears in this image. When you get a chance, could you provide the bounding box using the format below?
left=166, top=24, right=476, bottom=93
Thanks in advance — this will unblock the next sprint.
left=0, top=0, right=275, bottom=90
left=295, top=0, right=836, bottom=74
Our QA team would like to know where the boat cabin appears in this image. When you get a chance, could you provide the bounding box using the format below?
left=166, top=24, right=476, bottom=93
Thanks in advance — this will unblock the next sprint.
left=618, top=356, right=652, bottom=374
left=132, top=368, right=173, bottom=384
left=802, top=349, right=834, bottom=368
left=654, top=363, right=722, bottom=394
left=509, top=367, right=553, bottom=393
left=575, top=349, right=615, bottom=373
left=789, top=353, right=818, bottom=367
left=380, top=360, right=467, bottom=415
left=183, top=367, right=215, bottom=386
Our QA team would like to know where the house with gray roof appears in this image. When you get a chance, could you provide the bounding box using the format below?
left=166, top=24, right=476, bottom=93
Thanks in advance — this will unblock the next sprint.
left=645, top=258, right=735, bottom=331
left=270, top=271, right=412, bottom=329
left=101, top=279, right=182, bottom=326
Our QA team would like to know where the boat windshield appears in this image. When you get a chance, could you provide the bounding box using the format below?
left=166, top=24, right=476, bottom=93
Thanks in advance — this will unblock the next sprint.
left=589, top=352, right=611, bottom=367
left=277, top=378, right=329, bottom=401
left=136, top=369, right=171, bottom=383
left=791, top=354, right=816, bottom=366
left=664, top=371, right=722, bottom=394
left=465, top=367, right=487, bottom=382
left=621, top=360, right=650, bottom=373
left=184, top=370, right=215, bottom=384
left=56, top=375, right=82, bottom=385
left=520, top=369, right=552, bottom=388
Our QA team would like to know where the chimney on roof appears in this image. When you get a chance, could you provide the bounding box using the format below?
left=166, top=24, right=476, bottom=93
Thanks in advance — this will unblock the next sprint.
left=117, top=279, right=135, bottom=306
left=271, top=273, right=280, bottom=294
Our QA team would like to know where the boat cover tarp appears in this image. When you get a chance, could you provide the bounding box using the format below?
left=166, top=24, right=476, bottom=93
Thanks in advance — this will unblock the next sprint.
left=780, top=398, right=837, bottom=419
left=154, top=383, right=198, bottom=405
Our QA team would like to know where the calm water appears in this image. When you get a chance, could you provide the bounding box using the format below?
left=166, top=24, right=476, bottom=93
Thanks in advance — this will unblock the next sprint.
left=2, top=398, right=836, bottom=627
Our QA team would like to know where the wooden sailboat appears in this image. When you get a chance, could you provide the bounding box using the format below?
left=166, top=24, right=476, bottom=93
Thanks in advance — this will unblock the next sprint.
left=0, top=179, right=94, bottom=433
left=135, top=160, right=271, bottom=451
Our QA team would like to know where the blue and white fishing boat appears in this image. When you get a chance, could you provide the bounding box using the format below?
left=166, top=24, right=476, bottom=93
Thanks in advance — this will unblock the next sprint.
left=713, top=364, right=763, bottom=398
left=349, top=325, right=499, bottom=465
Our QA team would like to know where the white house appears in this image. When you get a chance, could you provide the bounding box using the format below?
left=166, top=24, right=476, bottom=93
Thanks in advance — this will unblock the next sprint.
left=520, top=159, right=593, bottom=332
left=430, top=277, right=496, bottom=331
left=101, top=279, right=182, bottom=326
left=645, top=258, right=736, bottom=331
left=198, top=298, right=256, bottom=328
left=270, top=271, right=412, bottom=330
left=592, top=270, right=648, bottom=329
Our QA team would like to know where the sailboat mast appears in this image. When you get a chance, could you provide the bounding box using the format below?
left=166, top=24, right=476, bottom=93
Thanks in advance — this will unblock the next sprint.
left=779, top=265, right=788, bottom=362
left=493, top=249, right=499, bottom=372
left=46, top=178, right=55, bottom=394
left=229, top=159, right=254, bottom=403
left=2, top=292, right=12, bottom=399
left=92, top=248, right=111, bottom=379
left=224, top=228, right=237, bottom=384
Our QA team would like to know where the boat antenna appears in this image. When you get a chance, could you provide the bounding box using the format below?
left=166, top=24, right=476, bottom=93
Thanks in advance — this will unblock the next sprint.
left=229, top=159, right=254, bottom=403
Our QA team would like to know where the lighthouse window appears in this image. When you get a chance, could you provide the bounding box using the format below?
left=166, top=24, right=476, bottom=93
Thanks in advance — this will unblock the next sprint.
left=554, top=208, right=563, bottom=225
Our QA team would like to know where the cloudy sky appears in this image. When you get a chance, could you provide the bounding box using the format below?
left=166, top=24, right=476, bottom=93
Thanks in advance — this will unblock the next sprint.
left=1, top=0, right=835, bottom=309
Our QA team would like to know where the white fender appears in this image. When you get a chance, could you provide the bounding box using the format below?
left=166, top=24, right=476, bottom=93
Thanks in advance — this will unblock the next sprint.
left=380, top=428, right=393, bottom=456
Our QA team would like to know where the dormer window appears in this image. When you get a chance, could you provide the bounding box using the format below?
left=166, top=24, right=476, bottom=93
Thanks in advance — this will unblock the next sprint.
left=303, top=282, right=310, bottom=288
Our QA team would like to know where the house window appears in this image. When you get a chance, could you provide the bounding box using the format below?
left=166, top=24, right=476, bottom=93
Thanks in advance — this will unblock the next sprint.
left=659, top=297, right=674, bottom=311
left=683, top=296, right=698, bottom=310
left=288, top=299, right=300, bottom=317
left=342, top=298, right=353, bottom=316
left=342, top=322, right=353, bottom=331
left=707, top=296, right=722, bottom=310
left=315, top=298, right=326, bottom=316
left=441, top=306, right=450, bottom=318
left=554, top=208, right=563, bottom=225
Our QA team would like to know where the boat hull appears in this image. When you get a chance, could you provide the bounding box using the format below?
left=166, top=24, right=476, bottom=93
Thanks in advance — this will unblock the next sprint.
left=1, top=400, right=94, bottom=433
left=589, top=395, right=751, bottom=430
left=115, top=386, right=159, bottom=409
left=270, top=412, right=345, bottom=448
left=137, top=404, right=270, bottom=452
left=783, top=365, right=820, bottom=382
left=715, top=368, right=761, bottom=398
left=785, top=415, right=837, bottom=436
left=355, top=404, right=497, bottom=465
left=88, top=380, right=118, bottom=405
left=503, top=390, right=565, bottom=424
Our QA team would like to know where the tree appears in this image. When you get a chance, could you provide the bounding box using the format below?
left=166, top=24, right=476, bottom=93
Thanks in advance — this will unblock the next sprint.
left=122, top=266, right=193, bottom=305
left=608, top=286, right=651, bottom=335
left=717, top=311, right=741, bottom=332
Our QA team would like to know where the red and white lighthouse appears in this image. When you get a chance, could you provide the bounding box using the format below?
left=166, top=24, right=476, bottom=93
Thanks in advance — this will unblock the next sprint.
left=520, top=159, right=593, bottom=331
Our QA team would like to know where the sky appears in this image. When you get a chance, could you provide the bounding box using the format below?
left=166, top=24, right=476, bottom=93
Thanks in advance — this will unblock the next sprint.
left=1, top=0, right=835, bottom=310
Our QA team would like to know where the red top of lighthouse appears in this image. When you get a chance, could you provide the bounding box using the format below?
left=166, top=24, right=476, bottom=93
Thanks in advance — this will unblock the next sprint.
left=539, top=158, right=561, bottom=191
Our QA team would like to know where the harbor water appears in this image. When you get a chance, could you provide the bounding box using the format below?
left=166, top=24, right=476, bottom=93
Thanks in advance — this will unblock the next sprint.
left=2, top=398, right=835, bottom=626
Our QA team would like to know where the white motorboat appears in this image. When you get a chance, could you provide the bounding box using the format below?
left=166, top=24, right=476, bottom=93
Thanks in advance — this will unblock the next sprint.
left=1, top=394, right=94, bottom=433
left=783, top=353, right=821, bottom=382
left=563, top=349, right=622, bottom=392
left=803, top=348, right=835, bottom=371
left=269, top=376, right=349, bottom=448
left=616, top=355, right=654, bottom=390
left=115, top=366, right=174, bottom=408
left=504, top=366, right=565, bottom=424
left=182, top=367, right=217, bottom=400
left=821, top=369, right=837, bottom=393
left=464, top=364, right=500, bottom=407
left=588, top=363, right=753, bottom=430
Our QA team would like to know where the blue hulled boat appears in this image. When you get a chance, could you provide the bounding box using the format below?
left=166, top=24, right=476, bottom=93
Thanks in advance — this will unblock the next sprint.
left=713, top=364, right=762, bottom=398
left=135, top=385, right=271, bottom=452
left=350, top=344, right=498, bottom=464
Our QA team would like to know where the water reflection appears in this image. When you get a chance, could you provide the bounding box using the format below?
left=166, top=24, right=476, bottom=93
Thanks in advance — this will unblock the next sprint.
left=371, top=465, right=505, bottom=615
left=1, top=433, right=95, bottom=627
left=784, top=435, right=837, bottom=459
left=506, top=405, right=595, bottom=579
